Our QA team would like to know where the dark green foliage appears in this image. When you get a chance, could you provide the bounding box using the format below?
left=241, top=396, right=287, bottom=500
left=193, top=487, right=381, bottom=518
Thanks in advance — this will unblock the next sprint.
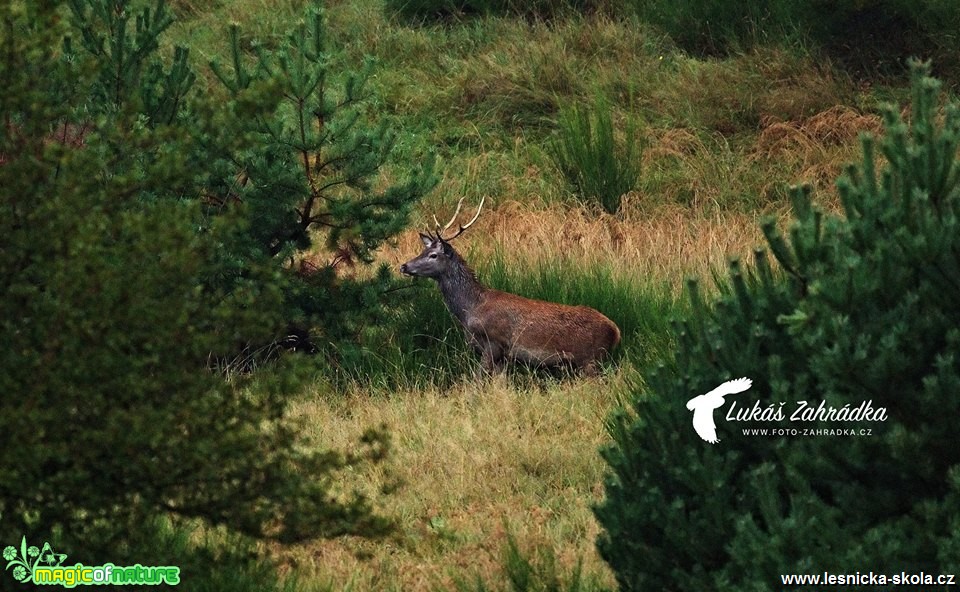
left=204, top=6, right=437, bottom=356
left=630, top=0, right=960, bottom=82
left=0, top=0, right=395, bottom=577
left=628, top=0, right=807, bottom=56
left=67, top=0, right=196, bottom=122
left=103, top=517, right=300, bottom=592
left=807, top=0, right=960, bottom=82
left=385, top=0, right=620, bottom=22
left=595, top=63, right=960, bottom=590
left=547, top=97, right=642, bottom=214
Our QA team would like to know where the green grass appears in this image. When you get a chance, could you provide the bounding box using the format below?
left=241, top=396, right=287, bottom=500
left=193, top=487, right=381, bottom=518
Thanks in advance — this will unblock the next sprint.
left=547, top=95, right=642, bottom=213
left=331, top=251, right=683, bottom=390
left=384, top=0, right=623, bottom=22
left=110, top=516, right=299, bottom=592
left=165, top=0, right=886, bottom=216
left=452, top=533, right=612, bottom=592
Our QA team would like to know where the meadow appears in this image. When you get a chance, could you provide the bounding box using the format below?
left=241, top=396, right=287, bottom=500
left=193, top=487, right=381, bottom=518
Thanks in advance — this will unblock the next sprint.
left=159, top=0, right=910, bottom=588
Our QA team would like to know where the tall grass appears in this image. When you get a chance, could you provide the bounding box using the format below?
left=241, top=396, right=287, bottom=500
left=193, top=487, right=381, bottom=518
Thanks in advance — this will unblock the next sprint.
left=329, top=250, right=681, bottom=390
left=329, top=282, right=473, bottom=390
left=547, top=96, right=642, bottom=214
left=482, top=251, right=680, bottom=368
left=111, top=516, right=299, bottom=592
left=627, top=0, right=808, bottom=57
left=285, top=378, right=621, bottom=591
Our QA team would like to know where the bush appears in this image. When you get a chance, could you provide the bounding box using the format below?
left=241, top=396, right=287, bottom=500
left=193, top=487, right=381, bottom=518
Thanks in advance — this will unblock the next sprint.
left=595, top=63, right=960, bottom=590
left=547, top=97, right=642, bottom=214
left=202, top=5, right=437, bottom=357
left=65, top=0, right=436, bottom=360
left=0, top=0, right=395, bottom=576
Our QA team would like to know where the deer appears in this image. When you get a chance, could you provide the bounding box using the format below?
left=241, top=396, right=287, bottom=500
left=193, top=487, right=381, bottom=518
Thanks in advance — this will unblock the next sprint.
left=399, top=198, right=621, bottom=375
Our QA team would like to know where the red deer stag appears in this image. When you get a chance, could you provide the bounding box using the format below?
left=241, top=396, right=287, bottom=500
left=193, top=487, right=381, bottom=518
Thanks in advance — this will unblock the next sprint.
left=399, top=199, right=620, bottom=375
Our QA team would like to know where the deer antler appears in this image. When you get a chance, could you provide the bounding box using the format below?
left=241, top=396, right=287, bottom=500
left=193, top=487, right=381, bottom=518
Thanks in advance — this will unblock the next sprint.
left=433, top=197, right=465, bottom=238
left=435, top=196, right=485, bottom=242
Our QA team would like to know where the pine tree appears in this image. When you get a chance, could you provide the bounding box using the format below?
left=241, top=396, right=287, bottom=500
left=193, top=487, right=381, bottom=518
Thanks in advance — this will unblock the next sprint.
left=0, top=0, right=406, bottom=576
left=205, top=6, right=437, bottom=356
left=595, top=62, right=960, bottom=590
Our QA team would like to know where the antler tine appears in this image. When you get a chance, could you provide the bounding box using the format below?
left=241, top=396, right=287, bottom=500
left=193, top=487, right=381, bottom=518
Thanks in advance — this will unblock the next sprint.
left=433, top=197, right=465, bottom=237
left=443, top=195, right=485, bottom=242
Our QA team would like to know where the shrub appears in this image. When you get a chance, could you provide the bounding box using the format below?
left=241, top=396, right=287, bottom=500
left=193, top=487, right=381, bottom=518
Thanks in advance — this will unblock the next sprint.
left=0, top=0, right=395, bottom=574
left=202, top=5, right=437, bottom=357
left=65, top=0, right=436, bottom=360
left=548, top=97, right=642, bottom=214
left=595, top=63, right=960, bottom=590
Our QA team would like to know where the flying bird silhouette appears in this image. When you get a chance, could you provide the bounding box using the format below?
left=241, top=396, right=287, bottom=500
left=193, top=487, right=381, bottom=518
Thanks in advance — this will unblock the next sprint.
left=686, top=377, right=752, bottom=444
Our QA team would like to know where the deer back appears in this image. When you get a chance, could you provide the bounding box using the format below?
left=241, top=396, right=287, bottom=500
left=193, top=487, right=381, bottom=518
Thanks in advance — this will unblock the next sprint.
left=467, top=289, right=620, bottom=367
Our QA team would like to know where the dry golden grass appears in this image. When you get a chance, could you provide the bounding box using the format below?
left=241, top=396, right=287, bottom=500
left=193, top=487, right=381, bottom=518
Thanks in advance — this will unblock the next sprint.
left=278, top=377, right=623, bottom=591
left=383, top=200, right=780, bottom=290
left=752, top=105, right=883, bottom=189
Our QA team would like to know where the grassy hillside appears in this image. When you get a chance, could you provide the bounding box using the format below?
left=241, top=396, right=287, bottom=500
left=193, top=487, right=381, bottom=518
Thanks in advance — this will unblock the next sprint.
left=160, top=0, right=911, bottom=589
left=165, top=0, right=888, bottom=215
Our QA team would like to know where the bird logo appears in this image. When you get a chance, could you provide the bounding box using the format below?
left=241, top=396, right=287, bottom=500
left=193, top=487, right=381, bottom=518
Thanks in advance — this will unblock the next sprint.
left=686, top=377, right=752, bottom=444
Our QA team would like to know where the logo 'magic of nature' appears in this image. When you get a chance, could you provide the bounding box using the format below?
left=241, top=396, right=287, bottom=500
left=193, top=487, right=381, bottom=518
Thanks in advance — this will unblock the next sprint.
left=4, top=537, right=180, bottom=587
left=686, top=378, right=888, bottom=444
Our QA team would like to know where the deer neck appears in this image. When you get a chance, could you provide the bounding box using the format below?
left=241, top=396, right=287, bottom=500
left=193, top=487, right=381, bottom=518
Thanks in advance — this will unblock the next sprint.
left=437, top=261, right=484, bottom=327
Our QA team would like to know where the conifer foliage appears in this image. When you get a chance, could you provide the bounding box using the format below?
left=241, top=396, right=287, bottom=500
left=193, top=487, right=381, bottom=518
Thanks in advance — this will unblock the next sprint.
left=596, top=63, right=960, bottom=590
left=206, top=9, right=436, bottom=353
left=0, top=0, right=421, bottom=568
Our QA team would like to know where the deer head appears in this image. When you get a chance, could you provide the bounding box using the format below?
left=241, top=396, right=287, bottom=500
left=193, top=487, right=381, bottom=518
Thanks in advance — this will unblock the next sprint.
left=399, top=197, right=484, bottom=279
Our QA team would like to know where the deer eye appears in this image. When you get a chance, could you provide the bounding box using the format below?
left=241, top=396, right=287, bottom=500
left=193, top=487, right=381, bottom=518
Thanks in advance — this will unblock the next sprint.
left=428, top=253, right=438, bottom=259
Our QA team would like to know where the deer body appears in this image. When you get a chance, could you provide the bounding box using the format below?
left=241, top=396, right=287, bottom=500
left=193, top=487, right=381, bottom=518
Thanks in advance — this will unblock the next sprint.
left=401, top=233, right=620, bottom=374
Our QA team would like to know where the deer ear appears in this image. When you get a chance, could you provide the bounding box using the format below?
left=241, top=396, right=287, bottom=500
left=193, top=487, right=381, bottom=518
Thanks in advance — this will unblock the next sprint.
left=419, top=232, right=434, bottom=247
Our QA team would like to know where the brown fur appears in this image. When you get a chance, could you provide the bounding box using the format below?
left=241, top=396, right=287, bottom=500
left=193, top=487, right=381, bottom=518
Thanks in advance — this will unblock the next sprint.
left=400, top=233, right=620, bottom=375
left=467, top=289, right=621, bottom=375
